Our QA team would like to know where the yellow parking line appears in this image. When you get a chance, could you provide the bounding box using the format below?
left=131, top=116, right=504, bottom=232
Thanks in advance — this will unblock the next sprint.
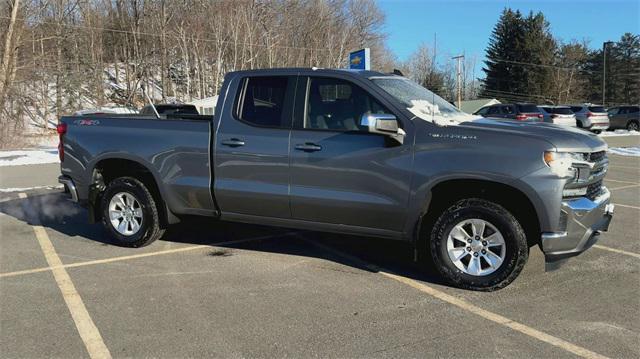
left=0, top=232, right=298, bottom=279
left=301, top=238, right=609, bottom=359
left=613, top=203, right=640, bottom=210
left=608, top=184, right=640, bottom=191
left=604, top=178, right=639, bottom=185
left=19, top=193, right=112, bottom=359
left=593, top=245, right=640, bottom=259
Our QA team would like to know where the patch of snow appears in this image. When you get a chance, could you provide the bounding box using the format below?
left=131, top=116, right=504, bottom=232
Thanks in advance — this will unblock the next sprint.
left=0, top=148, right=59, bottom=166
left=598, top=130, right=640, bottom=137
left=407, top=100, right=477, bottom=126
left=0, top=185, right=63, bottom=193
left=607, top=147, right=640, bottom=157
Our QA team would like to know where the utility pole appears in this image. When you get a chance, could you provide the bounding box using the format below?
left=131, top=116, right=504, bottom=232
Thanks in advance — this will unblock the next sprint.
left=602, top=41, right=614, bottom=106
left=452, top=55, right=464, bottom=109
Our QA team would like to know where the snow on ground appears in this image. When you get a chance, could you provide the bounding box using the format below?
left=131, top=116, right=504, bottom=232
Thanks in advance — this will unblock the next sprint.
left=608, top=147, right=640, bottom=157
left=0, top=148, right=59, bottom=166
left=599, top=130, right=640, bottom=137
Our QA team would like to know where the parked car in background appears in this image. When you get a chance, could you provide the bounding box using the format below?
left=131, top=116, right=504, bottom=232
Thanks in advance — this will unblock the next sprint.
left=139, top=104, right=200, bottom=116
left=606, top=105, right=639, bottom=131
left=538, top=106, right=577, bottom=127
left=73, top=107, right=137, bottom=116
left=567, top=104, right=609, bottom=133
left=474, top=103, right=543, bottom=122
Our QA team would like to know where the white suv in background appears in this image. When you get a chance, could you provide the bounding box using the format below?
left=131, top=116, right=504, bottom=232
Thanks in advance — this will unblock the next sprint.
left=567, top=104, right=610, bottom=133
left=538, top=106, right=577, bottom=127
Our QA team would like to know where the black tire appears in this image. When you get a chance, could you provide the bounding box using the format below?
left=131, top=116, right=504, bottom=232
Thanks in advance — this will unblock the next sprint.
left=428, top=198, right=528, bottom=291
left=591, top=129, right=602, bottom=134
left=627, top=120, right=639, bottom=132
left=100, top=177, right=165, bottom=247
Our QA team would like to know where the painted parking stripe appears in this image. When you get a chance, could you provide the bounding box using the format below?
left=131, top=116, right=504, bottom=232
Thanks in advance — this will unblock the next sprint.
left=593, top=245, right=640, bottom=259
left=0, top=232, right=298, bottom=279
left=608, top=184, right=640, bottom=191
left=612, top=203, right=640, bottom=210
left=604, top=178, right=639, bottom=185
left=18, top=193, right=112, bottom=359
left=301, top=238, right=609, bottom=359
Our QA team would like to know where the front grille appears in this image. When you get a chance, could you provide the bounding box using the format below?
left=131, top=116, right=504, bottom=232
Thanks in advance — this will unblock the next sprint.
left=586, top=179, right=603, bottom=200
left=589, top=151, right=606, bottom=162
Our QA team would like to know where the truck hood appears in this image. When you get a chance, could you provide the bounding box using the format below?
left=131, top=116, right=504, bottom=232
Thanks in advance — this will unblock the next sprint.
left=459, top=118, right=607, bottom=152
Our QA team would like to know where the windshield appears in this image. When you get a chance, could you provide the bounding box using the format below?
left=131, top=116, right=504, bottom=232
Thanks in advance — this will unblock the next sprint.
left=371, top=77, right=475, bottom=125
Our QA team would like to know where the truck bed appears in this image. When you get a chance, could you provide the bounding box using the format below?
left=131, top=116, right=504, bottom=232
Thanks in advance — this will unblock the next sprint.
left=59, top=114, right=217, bottom=217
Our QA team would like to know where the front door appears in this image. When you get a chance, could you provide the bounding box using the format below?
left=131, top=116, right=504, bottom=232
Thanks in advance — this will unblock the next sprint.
left=214, top=74, right=296, bottom=218
left=289, top=76, right=414, bottom=232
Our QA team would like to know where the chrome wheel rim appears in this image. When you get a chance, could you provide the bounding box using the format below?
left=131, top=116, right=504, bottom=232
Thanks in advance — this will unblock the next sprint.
left=108, top=192, right=143, bottom=236
left=629, top=122, right=639, bottom=131
left=446, top=219, right=506, bottom=276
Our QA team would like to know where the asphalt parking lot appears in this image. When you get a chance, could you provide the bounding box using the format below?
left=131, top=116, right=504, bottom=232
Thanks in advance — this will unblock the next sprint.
left=1, top=141, right=639, bottom=358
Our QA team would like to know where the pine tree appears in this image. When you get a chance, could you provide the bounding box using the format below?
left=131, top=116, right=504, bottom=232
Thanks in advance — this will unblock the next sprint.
left=480, top=9, right=527, bottom=101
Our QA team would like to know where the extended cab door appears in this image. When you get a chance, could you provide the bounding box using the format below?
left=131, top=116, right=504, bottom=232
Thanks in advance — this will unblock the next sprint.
left=288, top=75, right=414, bottom=233
left=214, top=74, right=297, bottom=218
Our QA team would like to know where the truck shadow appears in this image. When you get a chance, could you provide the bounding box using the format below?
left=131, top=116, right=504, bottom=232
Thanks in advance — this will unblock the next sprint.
left=0, top=191, right=446, bottom=287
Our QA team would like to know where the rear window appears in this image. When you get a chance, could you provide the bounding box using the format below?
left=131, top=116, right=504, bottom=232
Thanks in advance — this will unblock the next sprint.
left=570, top=106, right=583, bottom=112
left=236, top=76, right=289, bottom=127
left=588, top=106, right=606, bottom=113
left=548, top=107, right=573, bottom=115
left=517, top=104, right=539, bottom=113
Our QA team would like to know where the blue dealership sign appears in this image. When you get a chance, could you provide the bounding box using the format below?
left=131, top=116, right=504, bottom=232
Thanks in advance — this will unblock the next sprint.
left=349, top=48, right=370, bottom=70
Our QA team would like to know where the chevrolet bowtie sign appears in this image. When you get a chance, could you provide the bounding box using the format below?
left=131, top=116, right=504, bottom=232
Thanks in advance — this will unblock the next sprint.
left=349, top=48, right=370, bottom=70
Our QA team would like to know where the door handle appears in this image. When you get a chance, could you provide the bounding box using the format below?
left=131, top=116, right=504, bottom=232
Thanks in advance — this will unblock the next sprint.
left=221, top=138, right=245, bottom=147
left=295, top=143, right=322, bottom=152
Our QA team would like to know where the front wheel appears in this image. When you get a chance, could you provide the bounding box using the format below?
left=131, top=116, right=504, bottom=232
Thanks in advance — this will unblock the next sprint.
left=428, top=199, right=528, bottom=291
left=100, top=177, right=165, bottom=247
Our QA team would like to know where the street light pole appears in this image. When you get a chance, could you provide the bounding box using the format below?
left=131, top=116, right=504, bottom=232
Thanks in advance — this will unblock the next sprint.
left=602, top=41, right=614, bottom=106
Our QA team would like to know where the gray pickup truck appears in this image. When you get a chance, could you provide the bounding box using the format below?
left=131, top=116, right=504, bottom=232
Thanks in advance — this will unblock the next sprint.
left=58, top=68, right=614, bottom=290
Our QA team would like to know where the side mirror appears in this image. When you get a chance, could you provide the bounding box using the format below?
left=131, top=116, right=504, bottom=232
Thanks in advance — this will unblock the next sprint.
left=360, top=113, right=406, bottom=144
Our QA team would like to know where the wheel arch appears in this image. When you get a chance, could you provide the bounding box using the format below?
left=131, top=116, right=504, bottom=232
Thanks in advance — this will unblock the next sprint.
left=416, top=178, right=541, bottom=248
left=89, top=157, right=178, bottom=227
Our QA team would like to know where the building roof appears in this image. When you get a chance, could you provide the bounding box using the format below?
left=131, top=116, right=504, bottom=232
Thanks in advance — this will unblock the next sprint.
left=456, top=98, right=501, bottom=114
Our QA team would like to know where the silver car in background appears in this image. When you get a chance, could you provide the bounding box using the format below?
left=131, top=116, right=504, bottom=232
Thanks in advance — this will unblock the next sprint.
left=538, top=106, right=577, bottom=127
left=567, top=104, right=610, bottom=133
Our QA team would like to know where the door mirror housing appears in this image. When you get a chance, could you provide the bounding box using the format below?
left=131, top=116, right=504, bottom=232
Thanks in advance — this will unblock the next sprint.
left=360, top=113, right=406, bottom=144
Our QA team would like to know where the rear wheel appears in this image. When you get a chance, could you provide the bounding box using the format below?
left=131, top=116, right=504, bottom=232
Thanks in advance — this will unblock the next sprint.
left=428, top=198, right=528, bottom=291
left=627, top=120, right=639, bottom=132
left=100, top=177, right=165, bottom=247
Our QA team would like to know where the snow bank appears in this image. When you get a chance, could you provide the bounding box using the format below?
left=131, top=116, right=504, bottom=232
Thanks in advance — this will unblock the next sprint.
left=599, top=130, right=640, bottom=137
left=0, top=148, right=59, bottom=166
left=608, top=147, right=640, bottom=157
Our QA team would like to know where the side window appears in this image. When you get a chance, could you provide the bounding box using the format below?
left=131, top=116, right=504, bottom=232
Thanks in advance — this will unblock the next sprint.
left=503, top=105, right=515, bottom=114
left=304, top=77, right=391, bottom=131
left=608, top=107, right=619, bottom=115
left=629, top=107, right=640, bottom=114
left=475, top=107, right=489, bottom=115
left=487, top=106, right=501, bottom=115
left=237, top=76, right=288, bottom=127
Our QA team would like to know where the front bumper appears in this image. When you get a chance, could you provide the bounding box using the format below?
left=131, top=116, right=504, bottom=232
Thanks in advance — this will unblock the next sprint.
left=541, top=187, right=614, bottom=263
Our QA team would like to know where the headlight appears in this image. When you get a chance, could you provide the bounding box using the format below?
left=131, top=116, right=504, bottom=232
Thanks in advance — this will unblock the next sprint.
left=543, top=151, right=584, bottom=178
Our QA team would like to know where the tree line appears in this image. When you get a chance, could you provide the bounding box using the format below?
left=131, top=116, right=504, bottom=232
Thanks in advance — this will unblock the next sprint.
left=480, top=8, right=639, bottom=106
left=0, top=0, right=393, bottom=141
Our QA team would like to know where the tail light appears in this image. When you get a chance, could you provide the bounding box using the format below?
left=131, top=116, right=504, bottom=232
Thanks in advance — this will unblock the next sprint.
left=586, top=112, right=594, bottom=118
left=57, top=123, right=67, bottom=162
left=515, top=114, right=527, bottom=121
left=538, top=114, right=543, bottom=119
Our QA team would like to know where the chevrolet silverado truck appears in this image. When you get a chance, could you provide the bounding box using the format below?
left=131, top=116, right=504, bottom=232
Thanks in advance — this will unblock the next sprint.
left=57, top=68, right=614, bottom=291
